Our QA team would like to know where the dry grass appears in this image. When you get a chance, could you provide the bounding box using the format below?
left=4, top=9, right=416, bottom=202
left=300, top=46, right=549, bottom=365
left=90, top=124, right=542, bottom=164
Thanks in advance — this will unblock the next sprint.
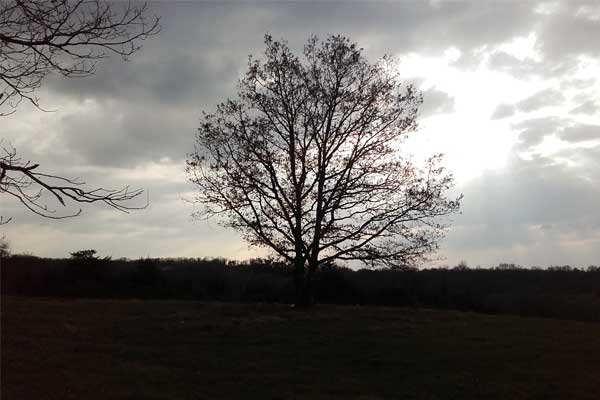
left=2, top=296, right=600, bottom=399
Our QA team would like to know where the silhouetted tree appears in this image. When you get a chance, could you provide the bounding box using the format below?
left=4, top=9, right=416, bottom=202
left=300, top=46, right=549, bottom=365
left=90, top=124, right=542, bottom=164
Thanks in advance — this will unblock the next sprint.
left=0, top=0, right=160, bottom=111
left=187, top=35, right=461, bottom=305
left=0, top=144, right=145, bottom=222
left=0, top=234, right=9, bottom=258
left=70, top=249, right=99, bottom=260
left=454, top=260, right=469, bottom=270
left=0, top=0, right=160, bottom=223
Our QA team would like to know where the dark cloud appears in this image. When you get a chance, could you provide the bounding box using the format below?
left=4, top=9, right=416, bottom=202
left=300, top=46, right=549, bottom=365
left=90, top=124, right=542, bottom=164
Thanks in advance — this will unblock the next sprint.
left=491, top=103, right=516, bottom=119
left=451, top=49, right=485, bottom=70
left=570, top=100, right=599, bottom=115
left=34, top=2, right=552, bottom=169
left=487, top=51, right=539, bottom=79
left=261, top=1, right=536, bottom=55
left=511, top=118, right=599, bottom=150
left=537, top=2, right=600, bottom=62
left=561, top=78, right=597, bottom=91
left=485, top=52, right=581, bottom=81
left=420, top=87, right=455, bottom=117
left=516, top=88, right=565, bottom=112
left=45, top=1, right=543, bottom=105
left=480, top=3, right=600, bottom=81
left=44, top=1, right=537, bottom=169
left=559, top=144, right=600, bottom=172
left=445, top=150, right=600, bottom=265
left=46, top=45, right=240, bottom=108
left=56, top=102, right=196, bottom=167
left=462, top=153, right=600, bottom=226
left=558, top=124, right=600, bottom=143
left=511, top=117, right=565, bottom=149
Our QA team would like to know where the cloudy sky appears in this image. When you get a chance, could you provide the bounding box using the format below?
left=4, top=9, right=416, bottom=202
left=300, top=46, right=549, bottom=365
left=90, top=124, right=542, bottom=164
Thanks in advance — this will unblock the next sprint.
left=2, top=0, right=599, bottom=268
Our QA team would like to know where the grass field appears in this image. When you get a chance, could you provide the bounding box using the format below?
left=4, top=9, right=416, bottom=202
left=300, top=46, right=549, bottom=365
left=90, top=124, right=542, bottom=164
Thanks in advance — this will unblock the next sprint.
left=2, top=296, right=600, bottom=399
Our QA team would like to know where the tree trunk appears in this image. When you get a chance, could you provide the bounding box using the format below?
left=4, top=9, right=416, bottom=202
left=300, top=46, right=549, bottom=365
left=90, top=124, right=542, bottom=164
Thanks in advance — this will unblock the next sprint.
left=294, top=257, right=317, bottom=307
left=293, top=256, right=306, bottom=306
left=295, top=260, right=318, bottom=307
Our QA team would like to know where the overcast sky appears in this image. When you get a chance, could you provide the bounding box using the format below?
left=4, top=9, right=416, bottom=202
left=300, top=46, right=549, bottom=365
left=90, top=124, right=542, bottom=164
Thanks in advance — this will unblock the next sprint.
left=1, top=0, right=599, bottom=268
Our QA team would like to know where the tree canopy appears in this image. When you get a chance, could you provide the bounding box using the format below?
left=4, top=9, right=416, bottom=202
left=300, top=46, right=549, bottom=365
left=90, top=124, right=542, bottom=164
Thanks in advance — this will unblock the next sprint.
left=187, top=35, right=461, bottom=304
left=0, top=0, right=159, bottom=112
left=0, top=0, right=159, bottom=223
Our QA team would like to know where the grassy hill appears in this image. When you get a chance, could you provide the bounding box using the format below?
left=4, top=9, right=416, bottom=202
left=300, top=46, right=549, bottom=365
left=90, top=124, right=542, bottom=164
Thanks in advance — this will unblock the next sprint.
left=2, top=296, right=600, bottom=399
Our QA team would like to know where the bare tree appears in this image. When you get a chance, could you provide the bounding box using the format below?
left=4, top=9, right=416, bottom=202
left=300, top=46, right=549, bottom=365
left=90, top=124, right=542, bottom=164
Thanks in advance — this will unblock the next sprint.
left=0, top=0, right=159, bottom=223
left=0, top=234, right=9, bottom=258
left=187, top=35, right=461, bottom=305
left=1, top=144, right=144, bottom=223
left=1, top=0, right=159, bottom=111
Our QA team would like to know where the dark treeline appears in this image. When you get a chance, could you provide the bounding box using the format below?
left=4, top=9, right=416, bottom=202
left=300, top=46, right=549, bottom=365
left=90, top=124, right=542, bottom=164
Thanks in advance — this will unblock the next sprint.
left=1, top=255, right=599, bottom=322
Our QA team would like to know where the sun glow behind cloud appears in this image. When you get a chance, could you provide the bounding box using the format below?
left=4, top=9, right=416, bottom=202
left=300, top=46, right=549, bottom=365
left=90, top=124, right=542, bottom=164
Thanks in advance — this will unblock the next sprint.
left=397, top=49, right=531, bottom=183
left=396, top=26, right=600, bottom=184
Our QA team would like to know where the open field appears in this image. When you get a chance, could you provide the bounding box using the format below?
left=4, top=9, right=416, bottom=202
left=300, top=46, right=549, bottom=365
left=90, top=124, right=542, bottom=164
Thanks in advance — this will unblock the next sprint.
left=2, top=296, right=600, bottom=400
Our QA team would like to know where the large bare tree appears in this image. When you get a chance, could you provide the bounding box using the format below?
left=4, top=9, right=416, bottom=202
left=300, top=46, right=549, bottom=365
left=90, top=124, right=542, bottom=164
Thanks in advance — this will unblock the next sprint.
left=0, top=0, right=159, bottom=223
left=187, top=35, right=461, bottom=305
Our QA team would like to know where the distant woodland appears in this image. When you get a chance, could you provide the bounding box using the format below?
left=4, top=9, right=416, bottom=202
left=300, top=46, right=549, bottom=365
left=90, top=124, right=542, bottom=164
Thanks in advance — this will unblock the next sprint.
left=2, top=255, right=599, bottom=322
